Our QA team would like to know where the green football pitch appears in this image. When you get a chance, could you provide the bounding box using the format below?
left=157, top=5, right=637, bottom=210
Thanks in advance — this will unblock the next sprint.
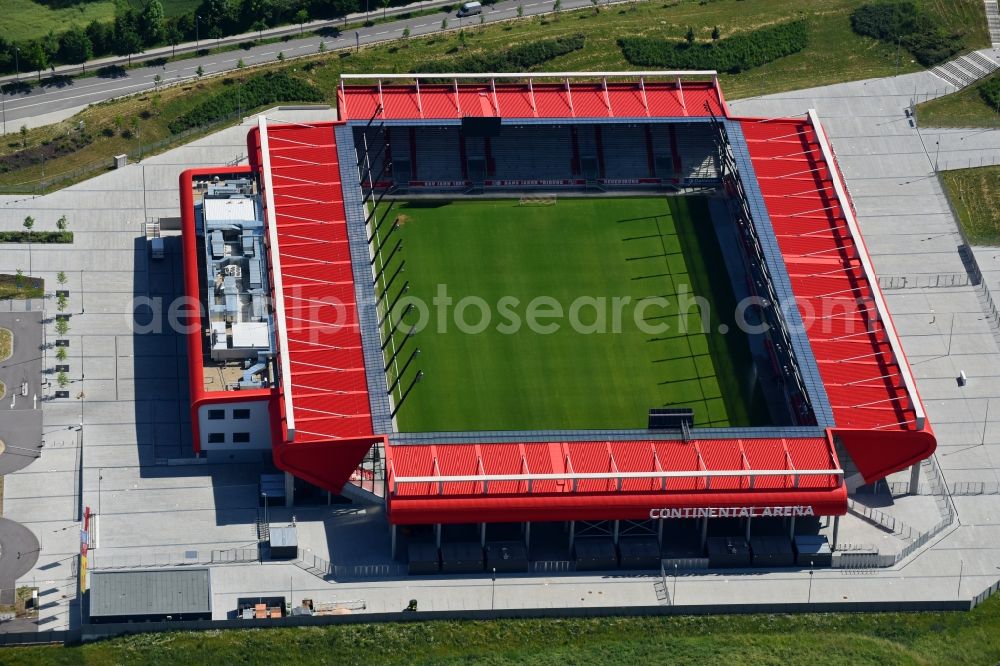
left=376, top=196, right=768, bottom=432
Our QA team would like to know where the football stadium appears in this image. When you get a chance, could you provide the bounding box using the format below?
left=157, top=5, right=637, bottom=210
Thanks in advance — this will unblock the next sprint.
left=179, top=71, right=937, bottom=569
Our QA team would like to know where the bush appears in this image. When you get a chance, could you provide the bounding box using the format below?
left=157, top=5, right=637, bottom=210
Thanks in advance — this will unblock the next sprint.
left=850, top=2, right=966, bottom=66
left=850, top=2, right=920, bottom=40
left=618, top=20, right=807, bottom=73
left=979, top=76, right=1000, bottom=110
left=414, top=34, right=586, bottom=73
left=0, top=231, right=73, bottom=243
left=168, top=73, right=324, bottom=133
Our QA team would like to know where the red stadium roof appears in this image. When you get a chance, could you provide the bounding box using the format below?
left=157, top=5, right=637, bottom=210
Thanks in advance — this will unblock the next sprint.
left=385, top=437, right=846, bottom=524
left=247, top=120, right=382, bottom=491
left=337, top=72, right=728, bottom=121
left=740, top=115, right=935, bottom=482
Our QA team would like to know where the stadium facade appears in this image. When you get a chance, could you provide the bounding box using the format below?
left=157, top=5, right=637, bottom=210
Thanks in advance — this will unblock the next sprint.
left=179, top=72, right=936, bottom=555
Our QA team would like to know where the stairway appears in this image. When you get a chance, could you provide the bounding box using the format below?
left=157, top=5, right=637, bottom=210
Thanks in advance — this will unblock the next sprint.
left=987, top=0, right=1000, bottom=46
left=930, top=51, right=999, bottom=89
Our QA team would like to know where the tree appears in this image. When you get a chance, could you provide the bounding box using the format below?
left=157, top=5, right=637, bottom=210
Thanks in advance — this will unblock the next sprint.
left=251, top=19, right=267, bottom=41
left=24, top=39, right=50, bottom=82
left=401, top=27, right=410, bottom=45
left=59, top=25, right=93, bottom=73
left=56, top=370, right=69, bottom=388
left=237, top=58, right=245, bottom=69
left=139, top=0, right=166, bottom=46
left=318, top=41, right=325, bottom=52
left=165, top=20, right=183, bottom=56
left=196, top=64, right=204, bottom=77
left=56, top=215, right=68, bottom=231
left=57, top=294, right=68, bottom=312
left=19, top=125, right=28, bottom=149
left=382, top=0, right=390, bottom=19
left=276, top=51, right=284, bottom=61
left=57, top=271, right=67, bottom=286
left=590, top=0, right=599, bottom=14
left=56, top=346, right=68, bottom=362
left=55, top=318, right=69, bottom=336
left=86, top=19, right=113, bottom=56
left=14, top=269, right=23, bottom=291
left=441, top=18, right=448, bottom=29
left=712, top=25, right=720, bottom=40
left=553, top=0, right=561, bottom=14
left=295, top=9, right=309, bottom=33
left=153, top=73, right=162, bottom=88
left=458, top=30, right=466, bottom=49
left=112, top=11, right=143, bottom=65
left=23, top=215, right=34, bottom=235
left=517, top=4, right=523, bottom=18
left=685, top=26, right=695, bottom=44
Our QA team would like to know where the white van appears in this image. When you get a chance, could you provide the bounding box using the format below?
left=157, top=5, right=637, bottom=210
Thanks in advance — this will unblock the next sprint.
left=457, top=1, right=482, bottom=17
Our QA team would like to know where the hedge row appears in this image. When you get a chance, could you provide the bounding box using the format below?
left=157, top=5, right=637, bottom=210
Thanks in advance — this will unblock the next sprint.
left=168, top=73, right=324, bottom=134
left=414, top=34, right=586, bottom=74
left=617, top=21, right=808, bottom=73
left=850, top=2, right=965, bottom=67
left=980, top=77, right=1000, bottom=110
left=0, top=232, right=73, bottom=243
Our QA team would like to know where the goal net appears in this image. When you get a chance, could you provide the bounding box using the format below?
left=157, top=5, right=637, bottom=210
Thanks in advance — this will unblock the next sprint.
left=518, top=194, right=557, bottom=206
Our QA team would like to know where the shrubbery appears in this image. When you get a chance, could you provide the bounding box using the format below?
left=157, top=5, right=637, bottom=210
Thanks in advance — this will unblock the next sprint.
left=617, top=21, right=807, bottom=73
left=0, top=231, right=73, bottom=243
left=980, top=76, right=1000, bottom=110
left=414, top=34, right=585, bottom=73
left=850, top=2, right=965, bottom=67
left=168, top=72, right=323, bottom=133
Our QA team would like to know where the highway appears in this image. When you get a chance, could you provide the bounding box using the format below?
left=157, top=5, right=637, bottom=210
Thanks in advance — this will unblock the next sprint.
left=0, top=0, right=620, bottom=133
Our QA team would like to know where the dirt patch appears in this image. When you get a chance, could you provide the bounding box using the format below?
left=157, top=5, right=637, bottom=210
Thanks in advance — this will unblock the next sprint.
left=394, top=214, right=411, bottom=226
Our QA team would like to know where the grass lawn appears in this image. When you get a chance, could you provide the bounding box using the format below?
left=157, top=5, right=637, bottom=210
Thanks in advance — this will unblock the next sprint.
left=381, top=196, right=763, bottom=431
left=940, top=165, right=1000, bottom=245
left=0, top=274, right=44, bottom=300
left=916, top=70, right=1000, bottom=128
left=4, top=594, right=1000, bottom=664
left=0, top=0, right=200, bottom=41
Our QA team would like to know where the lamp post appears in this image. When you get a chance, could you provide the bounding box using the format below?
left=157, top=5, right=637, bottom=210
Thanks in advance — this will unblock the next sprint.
left=196, top=16, right=201, bottom=47
left=14, top=46, right=19, bottom=82
left=807, top=560, right=814, bottom=603
left=491, top=567, right=496, bottom=610
left=672, top=563, right=678, bottom=604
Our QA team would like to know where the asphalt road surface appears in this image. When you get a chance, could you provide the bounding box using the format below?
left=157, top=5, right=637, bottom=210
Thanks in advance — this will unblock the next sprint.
left=0, top=0, right=621, bottom=133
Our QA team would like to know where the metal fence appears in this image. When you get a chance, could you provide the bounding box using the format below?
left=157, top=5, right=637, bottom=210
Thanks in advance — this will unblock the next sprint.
left=936, top=153, right=1000, bottom=172
left=971, top=578, right=1000, bottom=609
left=532, top=560, right=574, bottom=574
left=293, top=549, right=406, bottom=580
left=847, top=499, right=922, bottom=541
left=879, top=273, right=972, bottom=290
left=949, top=481, right=1000, bottom=495
left=89, top=547, right=259, bottom=570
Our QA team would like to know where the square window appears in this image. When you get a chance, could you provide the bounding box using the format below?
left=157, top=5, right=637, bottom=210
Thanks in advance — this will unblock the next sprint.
left=208, top=433, right=225, bottom=444
left=233, top=409, right=251, bottom=420
left=233, top=432, right=251, bottom=443
left=208, top=409, right=225, bottom=420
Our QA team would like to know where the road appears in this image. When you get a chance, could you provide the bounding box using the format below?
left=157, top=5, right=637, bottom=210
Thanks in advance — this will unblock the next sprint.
left=0, top=0, right=619, bottom=134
